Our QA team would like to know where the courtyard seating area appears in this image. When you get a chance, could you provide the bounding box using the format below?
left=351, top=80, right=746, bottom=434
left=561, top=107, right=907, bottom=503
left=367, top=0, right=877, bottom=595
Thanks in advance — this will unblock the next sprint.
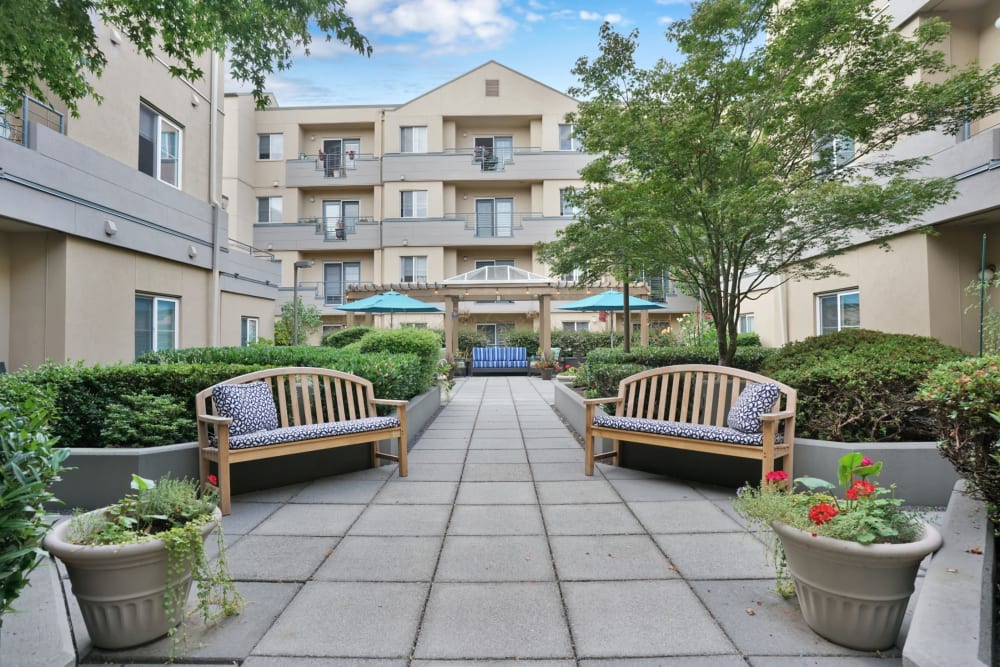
left=5, top=376, right=944, bottom=665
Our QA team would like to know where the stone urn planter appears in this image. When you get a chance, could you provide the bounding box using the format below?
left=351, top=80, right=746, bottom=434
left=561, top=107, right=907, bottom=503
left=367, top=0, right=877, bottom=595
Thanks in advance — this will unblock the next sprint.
left=772, top=520, right=942, bottom=650
left=43, top=507, right=222, bottom=649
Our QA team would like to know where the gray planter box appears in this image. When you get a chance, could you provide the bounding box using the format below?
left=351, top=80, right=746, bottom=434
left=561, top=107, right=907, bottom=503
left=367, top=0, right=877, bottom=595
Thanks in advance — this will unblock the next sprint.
left=552, top=380, right=959, bottom=506
left=52, top=386, right=441, bottom=511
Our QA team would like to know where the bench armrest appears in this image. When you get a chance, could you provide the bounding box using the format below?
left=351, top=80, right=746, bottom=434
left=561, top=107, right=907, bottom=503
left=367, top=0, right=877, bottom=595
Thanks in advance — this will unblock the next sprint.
left=760, top=410, right=795, bottom=422
left=583, top=396, right=621, bottom=406
left=198, top=414, right=232, bottom=426
left=373, top=399, right=408, bottom=408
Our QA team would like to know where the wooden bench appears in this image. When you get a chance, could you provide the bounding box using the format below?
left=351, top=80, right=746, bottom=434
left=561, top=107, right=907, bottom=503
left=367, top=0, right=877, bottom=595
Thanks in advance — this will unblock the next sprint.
left=471, top=346, right=530, bottom=375
left=196, top=367, right=408, bottom=515
left=584, top=364, right=796, bottom=481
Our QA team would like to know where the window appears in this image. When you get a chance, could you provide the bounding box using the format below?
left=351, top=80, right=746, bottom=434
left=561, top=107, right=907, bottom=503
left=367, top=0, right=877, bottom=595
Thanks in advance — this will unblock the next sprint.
left=562, top=321, right=589, bottom=332
left=817, top=290, right=859, bottom=335
left=559, top=124, right=581, bottom=151
left=485, top=79, right=500, bottom=96
left=135, top=295, right=178, bottom=358
left=401, top=322, right=429, bottom=329
left=474, top=136, right=512, bottom=170
left=738, top=313, right=756, bottom=334
left=475, top=197, right=513, bottom=237
left=644, top=270, right=675, bottom=303
left=813, top=133, right=854, bottom=176
left=400, top=256, right=428, bottom=282
left=322, top=324, right=343, bottom=338
left=322, top=199, right=360, bottom=240
left=324, top=262, right=361, bottom=306
left=560, top=188, right=581, bottom=216
left=400, top=126, right=427, bottom=153
left=241, top=317, right=259, bottom=346
left=257, top=134, right=283, bottom=160
left=401, top=191, right=428, bottom=218
left=477, top=323, right=514, bottom=346
left=561, top=268, right=583, bottom=283
left=138, top=103, right=182, bottom=187
left=257, top=196, right=282, bottom=223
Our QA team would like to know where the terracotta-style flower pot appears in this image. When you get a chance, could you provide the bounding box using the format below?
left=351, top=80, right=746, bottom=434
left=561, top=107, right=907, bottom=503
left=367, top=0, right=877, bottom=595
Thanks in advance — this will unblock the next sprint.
left=44, top=507, right=221, bottom=649
left=540, top=368, right=553, bottom=380
left=772, top=520, right=942, bottom=650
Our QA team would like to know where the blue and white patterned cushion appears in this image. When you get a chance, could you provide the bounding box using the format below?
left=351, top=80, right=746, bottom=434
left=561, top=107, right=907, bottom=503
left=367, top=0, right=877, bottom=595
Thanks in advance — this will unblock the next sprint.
left=212, top=382, right=279, bottom=436
left=472, top=347, right=529, bottom=368
left=593, top=414, right=776, bottom=447
left=726, top=383, right=781, bottom=434
left=228, top=416, right=401, bottom=450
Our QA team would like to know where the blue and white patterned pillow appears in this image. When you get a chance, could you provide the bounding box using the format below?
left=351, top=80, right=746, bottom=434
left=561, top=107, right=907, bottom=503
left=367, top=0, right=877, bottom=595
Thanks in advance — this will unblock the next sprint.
left=727, top=383, right=780, bottom=434
left=212, top=382, right=279, bottom=436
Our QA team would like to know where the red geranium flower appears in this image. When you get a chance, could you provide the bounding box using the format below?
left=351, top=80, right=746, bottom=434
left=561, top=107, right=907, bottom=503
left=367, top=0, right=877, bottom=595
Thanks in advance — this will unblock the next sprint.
left=861, top=456, right=873, bottom=467
left=846, top=480, right=876, bottom=500
left=764, top=471, right=788, bottom=484
left=207, top=474, right=219, bottom=487
left=808, top=502, right=839, bottom=525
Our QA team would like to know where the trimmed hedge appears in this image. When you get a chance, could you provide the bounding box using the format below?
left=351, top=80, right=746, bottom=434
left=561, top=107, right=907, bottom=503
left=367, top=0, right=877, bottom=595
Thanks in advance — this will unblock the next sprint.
left=584, top=345, right=772, bottom=371
left=358, top=328, right=441, bottom=390
left=761, top=329, right=965, bottom=441
left=322, top=326, right=374, bottom=347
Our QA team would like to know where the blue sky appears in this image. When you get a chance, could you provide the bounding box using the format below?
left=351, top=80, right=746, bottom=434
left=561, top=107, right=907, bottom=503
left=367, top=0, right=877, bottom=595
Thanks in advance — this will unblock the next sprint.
left=225, top=0, right=694, bottom=107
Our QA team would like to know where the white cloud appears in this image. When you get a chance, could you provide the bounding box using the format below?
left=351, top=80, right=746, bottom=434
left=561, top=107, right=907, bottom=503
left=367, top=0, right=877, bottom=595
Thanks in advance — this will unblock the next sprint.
left=579, top=10, right=623, bottom=23
left=657, top=16, right=674, bottom=25
left=525, top=11, right=544, bottom=22
left=346, top=0, right=516, bottom=52
left=655, top=0, right=689, bottom=4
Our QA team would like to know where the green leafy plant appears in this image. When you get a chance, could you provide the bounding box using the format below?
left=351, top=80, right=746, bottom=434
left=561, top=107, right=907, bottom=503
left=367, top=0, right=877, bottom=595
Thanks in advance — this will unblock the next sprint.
left=733, top=452, right=922, bottom=595
left=65, top=475, right=242, bottom=653
left=0, top=399, right=69, bottom=619
left=100, top=391, right=196, bottom=447
left=274, top=298, right=323, bottom=345
left=321, top=326, right=374, bottom=347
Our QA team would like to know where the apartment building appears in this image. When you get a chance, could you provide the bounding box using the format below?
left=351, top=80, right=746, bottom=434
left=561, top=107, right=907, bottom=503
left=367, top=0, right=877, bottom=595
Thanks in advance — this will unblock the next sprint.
left=0, top=19, right=279, bottom=371
left=749, top=0, right=1000, bottom=353
left=225, top=61, right=698, bottom=347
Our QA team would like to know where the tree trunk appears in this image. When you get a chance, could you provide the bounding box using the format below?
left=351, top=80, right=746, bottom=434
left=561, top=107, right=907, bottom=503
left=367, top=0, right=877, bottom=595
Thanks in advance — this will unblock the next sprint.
left=622, top=282, right=632, bottom=353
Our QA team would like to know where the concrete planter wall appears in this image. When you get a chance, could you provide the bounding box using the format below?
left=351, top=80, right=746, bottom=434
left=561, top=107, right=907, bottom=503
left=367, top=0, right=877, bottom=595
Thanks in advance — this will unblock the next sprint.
left=552, top=380, right=959, bottom=506
left=52, top=386, right=441, bottom=511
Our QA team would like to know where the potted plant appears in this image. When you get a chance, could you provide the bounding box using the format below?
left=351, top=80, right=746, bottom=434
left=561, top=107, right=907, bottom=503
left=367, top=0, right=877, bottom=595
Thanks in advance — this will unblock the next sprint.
left=532, top=356, right=559, bottom=380
left=43, top=475, right=241, bottom=652
left=732, top=452, right=942, bottom=651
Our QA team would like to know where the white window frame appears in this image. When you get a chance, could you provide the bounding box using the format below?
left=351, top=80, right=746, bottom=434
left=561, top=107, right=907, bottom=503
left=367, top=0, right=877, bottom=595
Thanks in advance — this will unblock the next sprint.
left=257, top=133, right=284, bottom=160
left=139, top=102, right=182, bottom=188
left=560, top=188, right=581, bottom=216
left=401, top=190, right=428, bottom=218
left=135, top=294, right=178, bottom=357
left=322, top=324, right=344, bottom=338
left=241, top=316, right=259, bottom=346
left=257, top=196, right=283, bottom=223
left=562, top=321, right=589, bottom=332
left=400, top=126, right=427, bottom=153
left=816, top=289, right=860, bottom=335
left=738, top=312, right=756, bottom=334
left=559, top=124, right=581, bottom=151
left=561, top=268, right=583, bottom=283
left=400, top=256, right=428, bottom=283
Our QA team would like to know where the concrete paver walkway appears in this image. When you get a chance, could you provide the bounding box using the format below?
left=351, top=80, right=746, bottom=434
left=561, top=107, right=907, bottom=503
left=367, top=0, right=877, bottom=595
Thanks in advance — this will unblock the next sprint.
left=38, top=377, right=914, bottom=665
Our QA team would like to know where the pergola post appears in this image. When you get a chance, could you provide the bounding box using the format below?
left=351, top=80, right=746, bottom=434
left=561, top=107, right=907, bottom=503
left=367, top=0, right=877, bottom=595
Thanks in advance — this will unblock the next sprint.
left=538, top=294, right=552, bottom=358
left=444, top=296, right=458, bottom=358
left=640, top=310, right=649, bottom=346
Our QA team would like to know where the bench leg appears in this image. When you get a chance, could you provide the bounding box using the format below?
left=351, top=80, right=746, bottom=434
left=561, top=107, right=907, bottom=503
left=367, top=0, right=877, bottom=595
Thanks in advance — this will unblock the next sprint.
left=584, top=429, right=595, bottom=476
left=398, top=435, right=408, bottom=477
left=218, top=462, right=232, bottom=516
left=371, top=441, right=379, bottom=469
left=612, top=438, right=620, bottom=466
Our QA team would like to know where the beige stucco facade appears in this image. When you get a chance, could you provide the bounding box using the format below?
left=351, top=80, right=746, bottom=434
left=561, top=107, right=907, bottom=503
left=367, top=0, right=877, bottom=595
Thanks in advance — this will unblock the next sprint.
left=0, top=18, right=277, bottom=370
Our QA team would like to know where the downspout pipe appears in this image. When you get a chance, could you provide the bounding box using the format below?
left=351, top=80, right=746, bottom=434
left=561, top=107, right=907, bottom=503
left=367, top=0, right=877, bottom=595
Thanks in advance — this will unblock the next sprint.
left=209, top=53, right=221, bottom=347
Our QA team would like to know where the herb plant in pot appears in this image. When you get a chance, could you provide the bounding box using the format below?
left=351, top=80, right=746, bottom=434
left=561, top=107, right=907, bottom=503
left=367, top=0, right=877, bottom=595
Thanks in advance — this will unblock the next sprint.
left=733, top=452, right=942, bottom=651
left=43, top=475, right=241, bottom=651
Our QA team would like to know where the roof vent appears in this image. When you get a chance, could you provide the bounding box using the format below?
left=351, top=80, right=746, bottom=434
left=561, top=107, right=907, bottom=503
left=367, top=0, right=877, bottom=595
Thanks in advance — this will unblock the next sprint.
left=485, top=79, right=500, bottom=97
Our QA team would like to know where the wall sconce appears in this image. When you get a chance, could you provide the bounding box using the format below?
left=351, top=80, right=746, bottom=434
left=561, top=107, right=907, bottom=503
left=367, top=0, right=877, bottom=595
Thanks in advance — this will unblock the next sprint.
left=403, top=238, right=409, bottom=246
left=995, top=16, right=1000, bottom=28
left=462, top=194, right=468, bottom=200
left=272, top=180, right=279, bottom=187
left=310, top=135, right=316, bottom=141
left=309, top=196, right=315, bottom=203
left=191, top=93, right=200, bottom=108
left=109, top=28, right=122, bottom=45
left=220, top=194, right=229, bottom=210
left=462, top=255, right=468, bottom=262
left=980, top=264, right=997, bottom=283
left=188, top=245, right=198, bottom=259
left=400, top=175, right=406, bottom=181
left=104, top=219, right=117, bottom=236
left=463, top=131, right=468, bottom=137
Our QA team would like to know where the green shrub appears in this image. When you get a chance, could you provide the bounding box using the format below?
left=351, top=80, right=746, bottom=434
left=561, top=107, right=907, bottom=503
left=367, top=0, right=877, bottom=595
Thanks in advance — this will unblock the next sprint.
left=501, top=329, right=539, bottom=355
left=1, top=397, right=69, bottom=616
left=737, top=332, right=762, bottom=347
left=550, top=330, right=613, bottom=358
left=358, top=328, right=441, bottom=389
left=321, top=326, right=374, bottom=347
left=457, top=328, right=490, bottom=357
left=577, top=363, right=647, bottom=398
left=584, top=345, right=772, bottom=372
left=100, top=391, right=197, bottom=447
left=762, top=329, right=965, bottom=441
left=917, top=356, right=1000, bottom=520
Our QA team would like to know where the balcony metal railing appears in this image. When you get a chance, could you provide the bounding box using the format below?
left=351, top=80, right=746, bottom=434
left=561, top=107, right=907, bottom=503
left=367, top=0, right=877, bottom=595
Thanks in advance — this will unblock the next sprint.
left=445, top=211, right=542, bottom=238
left=1, top=95, right=64, bottom=147
left=227, top=238, right=275, bottom=261
left=297, top=216, right=376, bottom=241
left=291, top=152, right=373, bottom=178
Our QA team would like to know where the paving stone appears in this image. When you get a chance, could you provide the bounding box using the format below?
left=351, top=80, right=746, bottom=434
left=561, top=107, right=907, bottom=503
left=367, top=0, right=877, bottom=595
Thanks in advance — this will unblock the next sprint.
left=335, top=465, right=399, bottom=480
left=373, top=481, right=458, bottom=504
left=251, top=504, right=366, bottom=536
left=292, top=479, right=384, bottom=504
left=415, top=661, right=572, bottom=667
left=226, top=535, right=338, bottom=581
left=630, top=500, right=745, bottom=534
left=436, top=536, right=554, bottom=581
left=233, top=483, right=309, bottom=504
left=414, top=582, right=572, bottom=659
left=535, top=480, right=622, bottom=504
left=221, top=502, right=282, bottom=535
left=349, top=504, right=452, bottom=536
left=530, top=462, right=600, bottom=482
left=413, top=437, right=470, bottom=449
left=578, top=657, right=748, bottom=667
left=542, top=504, right=645, bottom=535
left=469, top=437, right=525, bottom=449
left=461, top=463, right=533, bottom=482
left=595, top=464, right=664, bottom=480
left=473, top=429, right=519, bottom=440
left=448, top=505, right=546, bottom=535
left=245, top=659, right=408, bottom=667
left=523, top=437, right=581, bottom=449
left=527, top=448, right=585, bottom=463
left=689, top=579, right=886, bottom=657
left=455, top=481, right=538, bottom=504
left=253, top=582, right=427, bottom=658
left=652, top=532, right=775, bottom=580
left=465, top=449, right=529, bottom=464
left=549, top=535, right=678, bottom=581
left=313, top=536, right=442, bottom=581
left=563, top=580, right=736, bottom=658
left=406, top=449, right=468, bottom=463
left=87, top=581, right=299, bottom=664
left=391, top=463, right=464, bottom=482
left=609, top=478, right=703, bottom=502
left=748, top=658, right=903, bottom=667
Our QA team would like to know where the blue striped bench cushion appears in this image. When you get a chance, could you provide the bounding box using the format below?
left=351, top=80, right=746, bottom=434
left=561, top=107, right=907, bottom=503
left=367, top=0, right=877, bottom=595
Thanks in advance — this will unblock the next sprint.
left=228, top=416, right=401, bottom=450
left=472, top=347, right=529, bottom=368
left=592, top=414, right=782, bottom=447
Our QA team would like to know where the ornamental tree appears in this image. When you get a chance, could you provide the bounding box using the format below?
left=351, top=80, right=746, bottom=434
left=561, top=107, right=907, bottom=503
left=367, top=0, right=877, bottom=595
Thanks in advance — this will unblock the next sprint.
left=543, top=0, right=1000, bottom=366
left=0, top=0, right=371, bottom=115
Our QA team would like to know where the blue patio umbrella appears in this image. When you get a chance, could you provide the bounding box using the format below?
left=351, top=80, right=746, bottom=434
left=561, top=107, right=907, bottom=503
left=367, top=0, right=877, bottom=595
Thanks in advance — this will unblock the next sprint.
left=337, top=291, right=443, bottom=328
left=558, top=290, right=664, bottom=346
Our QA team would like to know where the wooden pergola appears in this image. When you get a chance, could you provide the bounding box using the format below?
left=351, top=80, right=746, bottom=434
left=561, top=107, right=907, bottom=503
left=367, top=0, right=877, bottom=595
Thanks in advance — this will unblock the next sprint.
left=345, top=268, right=653, bottom=359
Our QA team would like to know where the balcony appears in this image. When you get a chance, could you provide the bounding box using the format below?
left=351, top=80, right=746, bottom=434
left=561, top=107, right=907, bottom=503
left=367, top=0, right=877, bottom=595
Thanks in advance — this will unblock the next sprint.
left=382, top=148, right=593, bottom=182
left=285, top=153, right=381, bottom=188
left=1, top=96, right=63, bottom=147
left=381, top=213, right=571, bottom=247
left=253, top=218, right=381, bottom=251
